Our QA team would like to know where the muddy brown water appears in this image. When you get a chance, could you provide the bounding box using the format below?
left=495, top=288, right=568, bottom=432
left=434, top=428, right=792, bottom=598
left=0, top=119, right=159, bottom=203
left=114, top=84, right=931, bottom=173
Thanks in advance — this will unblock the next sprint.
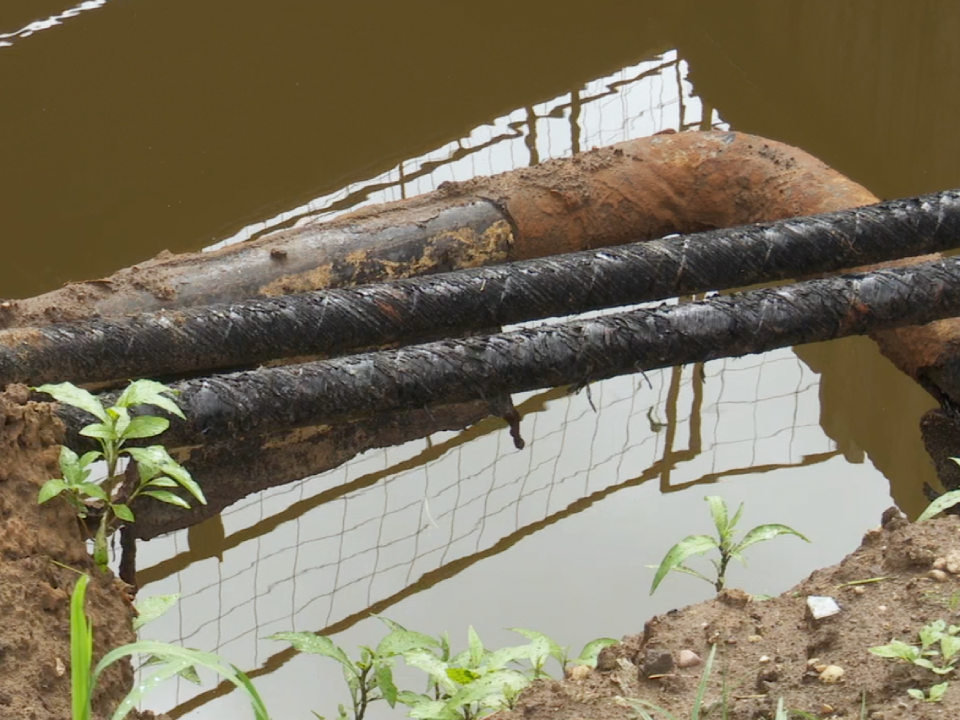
left=4, top=2, right=960, bottom=718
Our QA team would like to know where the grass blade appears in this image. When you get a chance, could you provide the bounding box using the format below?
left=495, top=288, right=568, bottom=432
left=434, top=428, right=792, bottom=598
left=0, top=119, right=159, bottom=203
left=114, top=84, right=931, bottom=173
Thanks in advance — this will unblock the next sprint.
left=71, top=574, right=93, bottom=720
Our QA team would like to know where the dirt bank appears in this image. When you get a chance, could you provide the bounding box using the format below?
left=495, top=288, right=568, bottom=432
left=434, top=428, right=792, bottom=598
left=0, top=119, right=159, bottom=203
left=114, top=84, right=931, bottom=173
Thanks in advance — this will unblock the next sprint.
left=499, top=509, right=960, bottom=720
left=0, top=385, right=143, bottom=720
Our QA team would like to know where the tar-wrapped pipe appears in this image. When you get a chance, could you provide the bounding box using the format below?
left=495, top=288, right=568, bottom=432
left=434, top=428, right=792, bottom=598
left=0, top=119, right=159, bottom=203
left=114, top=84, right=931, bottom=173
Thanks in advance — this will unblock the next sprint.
left=56, top=253, right=960, bottom=451
left=7, top=189, right=960, bottom=387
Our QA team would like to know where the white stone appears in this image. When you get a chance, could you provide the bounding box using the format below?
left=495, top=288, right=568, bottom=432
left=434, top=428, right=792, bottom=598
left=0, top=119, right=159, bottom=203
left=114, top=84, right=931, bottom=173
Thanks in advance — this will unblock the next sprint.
left=677, top=649, right=702, bottom=668
left=806, top=595, right=841, bottom=620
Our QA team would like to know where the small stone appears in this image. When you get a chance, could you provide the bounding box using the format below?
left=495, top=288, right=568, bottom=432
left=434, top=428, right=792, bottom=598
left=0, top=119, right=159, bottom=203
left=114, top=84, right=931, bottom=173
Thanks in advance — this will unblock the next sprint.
left=878, top=605, right=888, bottom=613
left=725, top=636, right=738, bottom=645
left=933, top=557, right=947, bottom=570
left=819, top=665, right=844, bottom=684
left=929, top=569, right=949, bottom=582
left=54, top=657, right=65, bottom=677
left=567, top=664, right=591, bottom=681
left=807, top=595, right=842, bottom=620
left=853, top=586, right=867, bottom=595
left=595, top=646, right=618, bottom=672
left=821, top=704, right=835, bottom=714
left=747, top=634, right=763, bottom=643
left=677, top=650, right=702, bottom=668
left=946, top=550, right=960, bottom=574
left=759, top=655, right=771, bottom=663
left=642, top=648, right=675, bottom=678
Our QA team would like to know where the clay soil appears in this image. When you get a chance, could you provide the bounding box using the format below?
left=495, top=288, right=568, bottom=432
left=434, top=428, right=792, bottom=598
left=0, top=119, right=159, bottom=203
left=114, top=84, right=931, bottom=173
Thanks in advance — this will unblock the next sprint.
left=0, top=385, right=158, bottom=720
left=498, top=508, right=960, bottom=720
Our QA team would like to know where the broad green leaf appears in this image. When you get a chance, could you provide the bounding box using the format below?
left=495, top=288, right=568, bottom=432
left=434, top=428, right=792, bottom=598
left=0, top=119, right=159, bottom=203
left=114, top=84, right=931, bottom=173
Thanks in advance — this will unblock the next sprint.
left=705, top=496, right=730, bottom=537
left=907, top=688, right=925, bottom=700
left=468, top=626, right=485, bottom=668
left=446, top=667, right=481, bottom=684
left=133, top=593, right=181, bottom=631
left=375, top=663, right=398, bottom=707
left=918, top=488, right=960, bottom=522
left=573, top=638, right=618, bottom=667
left=377, top=629, right=438, bottom=657
left=397, top=691, right=433, bottom=707
left=485, top=644, right=535, bottom=671
left=403, top=649, right=456, bottom=693
left=929, top=682, right=949, bottom=702
left=35, top=382, right=107, bottom=421
left=141, top=490, right=191, bottom=509
left=869, top=641, right=920, bottom=661
left=116, top=379, right=185, bottom=419
left=941, top=634, right=960, bottom=662
left=80, top=422, right=117, bottom=441
left=445, top=669, right=529, bottom=708
left=736, top=524, right=810, bottom=553
left=920, top=620, right=946, bottom=649
left=268, top=632, right=354, bottom=670
left=126, top=445, right=175, bottom=466
left=159, top=462, right=206, bottom=505
left=58, top=445, right=81, bottom=481
left=77, top=482, right=108, bottom=501
left=121, top=415, right=169, bottom=440
left=649, top=535, right=719, bottom=594
left=38, top=478, right=68, bottom=504
left=78, top=450, right=103, bottom=467
left=146, top=476, right=179, bottom=488
left=112, top=503, right=135, bottom=523
left=510, top=628, right=563, bottom=664
left=406, top=698, right=459, bottom=720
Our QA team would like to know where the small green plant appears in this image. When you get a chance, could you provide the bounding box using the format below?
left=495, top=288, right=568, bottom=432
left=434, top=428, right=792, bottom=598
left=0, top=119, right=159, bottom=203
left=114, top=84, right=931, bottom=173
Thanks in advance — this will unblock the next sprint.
left=271, top=623, right=616, bottom=720
left=870, top=620, right=960, bottom=703
left=649, top=496, right=810, bottom=594
left=35, top=380, right=205, bottom=571
left=918, top=459, right=960, bottom=521
left=617, top=644, right=717, bottom=720
left=70, top=573, right=269, bottom=720
left=908, top=682, right=949, bottom=703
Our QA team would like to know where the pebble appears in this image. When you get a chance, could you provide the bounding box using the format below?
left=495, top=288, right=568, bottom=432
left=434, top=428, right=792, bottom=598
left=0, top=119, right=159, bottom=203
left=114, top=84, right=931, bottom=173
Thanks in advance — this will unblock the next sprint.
left=567, top=665, right=591, bottom=681
left=807, top=595, right=841, bottom=620
left=759, top=655, right=771, bottom=663
left=946, top=550, right=960, bottom=574
left=929, top=569, right=949, bottom=582
left=747, top=634, right=763, bottom=643
left=677, top=650, right=701, bottom=668
left=819, top=665, right=844, bottom=684
left=933, top=557, right=947, bottom=570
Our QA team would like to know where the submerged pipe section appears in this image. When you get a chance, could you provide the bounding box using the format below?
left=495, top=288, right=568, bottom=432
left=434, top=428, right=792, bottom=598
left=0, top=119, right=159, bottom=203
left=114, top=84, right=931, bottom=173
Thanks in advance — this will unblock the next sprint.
left=5, top=190, right=960, bottom=387
left=57, top=254, right=960, bottom=451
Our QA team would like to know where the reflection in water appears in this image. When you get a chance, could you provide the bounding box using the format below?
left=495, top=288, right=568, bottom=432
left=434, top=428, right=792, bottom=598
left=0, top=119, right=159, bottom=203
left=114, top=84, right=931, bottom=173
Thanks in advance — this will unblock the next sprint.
left=123, top=40, right=927, bottom=718
left=0, top=0, right=110, bottom=48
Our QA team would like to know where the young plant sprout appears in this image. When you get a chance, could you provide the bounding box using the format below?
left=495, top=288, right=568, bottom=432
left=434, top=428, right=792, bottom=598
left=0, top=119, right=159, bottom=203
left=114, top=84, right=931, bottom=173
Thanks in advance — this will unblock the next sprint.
left=35, top=380, right=205, bottom=572
left=650, top=496, right=810, bottom=595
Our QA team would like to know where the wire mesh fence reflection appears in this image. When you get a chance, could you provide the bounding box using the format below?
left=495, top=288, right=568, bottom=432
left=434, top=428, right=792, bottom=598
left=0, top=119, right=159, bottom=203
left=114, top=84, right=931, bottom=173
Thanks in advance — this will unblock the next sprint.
left=135, top=50, right=840, bottom=716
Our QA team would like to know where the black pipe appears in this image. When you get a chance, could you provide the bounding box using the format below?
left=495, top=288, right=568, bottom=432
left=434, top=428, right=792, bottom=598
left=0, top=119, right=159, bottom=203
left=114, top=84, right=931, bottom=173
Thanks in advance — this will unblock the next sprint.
left=8, top=189, right=960, bottom=387
left=57, top=252, right=960, bottom=450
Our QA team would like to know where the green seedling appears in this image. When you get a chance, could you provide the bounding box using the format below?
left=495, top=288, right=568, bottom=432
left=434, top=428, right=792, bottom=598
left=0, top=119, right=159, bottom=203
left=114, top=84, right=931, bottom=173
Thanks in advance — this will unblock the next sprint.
left=918, top=459, right=960, bottom=521
left=908, top=682, right=949, bottom=703
left=271, top=619, right=440, bottom=720
left=871, top=620, right=960, bottom=675
left=871, top=620, right=960, bottom=703
left=649, top=496, right=810, bottom=594
left=272, top=623, right=615, bottom=720
left=35, top=380, right=205, bottom=571
left=617, top=644, right=717, bottom=720
left=70, top=574, right=269, bottom=720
